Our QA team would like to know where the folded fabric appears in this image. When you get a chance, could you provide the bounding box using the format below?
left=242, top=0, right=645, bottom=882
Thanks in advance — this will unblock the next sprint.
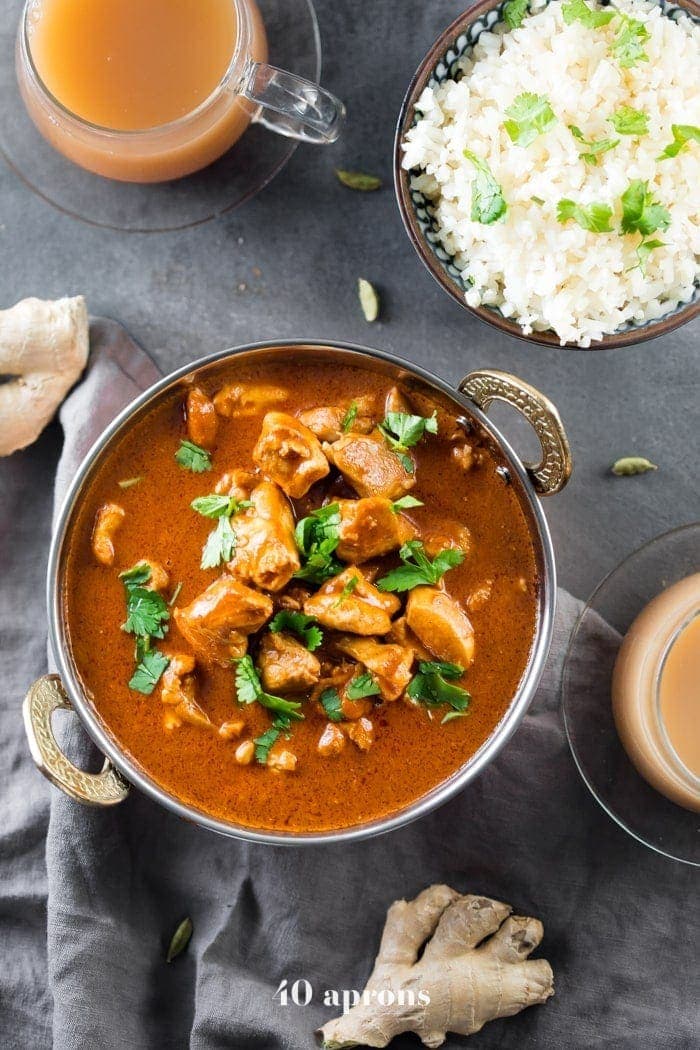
left=1, top=321, right=696, bottom=1050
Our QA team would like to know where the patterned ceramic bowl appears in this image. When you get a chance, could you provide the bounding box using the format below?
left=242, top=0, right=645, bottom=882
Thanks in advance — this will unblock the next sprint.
left=393, top=0, right=700, bottom=350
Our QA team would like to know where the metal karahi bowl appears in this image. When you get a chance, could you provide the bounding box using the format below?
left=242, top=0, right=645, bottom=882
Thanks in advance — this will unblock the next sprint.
left=24, top=340, right=572, bottom=844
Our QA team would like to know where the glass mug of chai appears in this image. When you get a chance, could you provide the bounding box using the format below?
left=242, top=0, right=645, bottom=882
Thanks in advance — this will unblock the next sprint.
left=16, top=0, right=345, bottom=183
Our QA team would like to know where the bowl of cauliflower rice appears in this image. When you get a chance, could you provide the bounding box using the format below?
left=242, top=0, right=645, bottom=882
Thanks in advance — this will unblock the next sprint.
left=395, top=0, right=700, bottom=348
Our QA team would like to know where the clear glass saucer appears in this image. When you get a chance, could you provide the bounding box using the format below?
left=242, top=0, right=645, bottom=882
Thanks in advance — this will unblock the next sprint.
left=0, top=0, right=320, bottom=232
left=562, top=523, right=700, bottom=866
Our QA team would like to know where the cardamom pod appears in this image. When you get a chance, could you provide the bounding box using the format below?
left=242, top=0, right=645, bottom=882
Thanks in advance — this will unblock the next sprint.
left=358, top=279, right=380, bottom=322
left=166, top=917, right=193, bottom=962
left=336, top=169, right=382, bottom=191
left=611, top=457, right=658, bottom=476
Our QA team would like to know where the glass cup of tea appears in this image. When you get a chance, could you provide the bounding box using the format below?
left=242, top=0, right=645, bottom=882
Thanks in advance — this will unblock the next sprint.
left=16, top=0, right=345, bottom=183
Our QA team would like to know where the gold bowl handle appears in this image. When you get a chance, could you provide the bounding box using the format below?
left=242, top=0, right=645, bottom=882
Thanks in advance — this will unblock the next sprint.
left=459, top=369, right=572, bottom=496
left=23, top=675, right=130, bottom=806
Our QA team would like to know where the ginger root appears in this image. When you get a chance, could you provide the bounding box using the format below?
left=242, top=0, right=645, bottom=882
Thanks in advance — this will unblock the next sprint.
left=0, top=295, right=89, bottom=456
left=318, top=884, right=553, bottom=1049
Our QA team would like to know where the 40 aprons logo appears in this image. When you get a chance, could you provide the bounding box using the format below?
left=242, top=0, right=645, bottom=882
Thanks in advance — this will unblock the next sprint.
left=274, top=978, right=430, bottom=1015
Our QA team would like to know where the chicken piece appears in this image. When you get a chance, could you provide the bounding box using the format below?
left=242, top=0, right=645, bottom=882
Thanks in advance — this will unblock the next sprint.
left=299, top=395, right=376, bottom=443
left=253, top=411, right=330, bottom=498
left=345, top=717, right=374, bottom=751
left=406, top=586, right=475, bottom=668
left=174, top=575, right=272, bottom=667
left=213, top=382, right=288, bottom=419
left=310, top=665, right=371, bottom=720
left=160, top=654, right=212, bottom=731
left=388, top=616, right=434, bottom=662
left=336, top=496, right=416, bottom=563
left=421, top=522, right=473, bottom=559
left=325, top=432, right=415, bottom=500
left=139, top=558, right=170, bottom=592
left=258, top=632, right=321, bottom=693
left=235, top=740, right=255, bottom=765
left=303, top=567, right=400, bottom=636
left=318, top=722, right=346, bottom=757
left=227, top=481, right=300, bottom=591
left=452, top=443, right=484, bottom=472
left=219, top=720, right=245, bottom=741
left=92, top=502, right=125, bottom=566
left=186, top=387, right=218, bottom=450
left=268, top=749, right=297, bottom=772
left=384, top=385, right=413, bottom=416
left=214, top=469, right=258, bottom=500
left=467, top=580, right=494, bottom=612
left=335, top=636, right=414, bottom=701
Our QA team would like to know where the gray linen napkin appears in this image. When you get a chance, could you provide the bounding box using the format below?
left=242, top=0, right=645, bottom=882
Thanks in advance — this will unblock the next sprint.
left=3, top=321, right=698, bottom=1050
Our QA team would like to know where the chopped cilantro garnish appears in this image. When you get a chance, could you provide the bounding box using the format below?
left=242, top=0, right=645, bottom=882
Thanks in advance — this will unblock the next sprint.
left=556, top=198, right=614, bottom=233
left=168, top=581, right=183, bottom=607
left=120, top=564, right=170, bottom=639
left=341, top=401, right=358, bottom=433
left=376, top=539, right=464, bottom=593
left=128, top=649, right=170, bottom=695
left=191, top=494, right=252, bottom=519
left=200, top=514, right=237, bottom=570
left=347, top=672, right=381, bottom=701
left=294, top=504, right=343, bottom=585
left=269, top=611, right=323, bottom=651
left=569, top=125, right=619, bottom=165
left=610, top=13, right=649, bottom=68
left=234, top=656, right=304, bottom=721
left=657, top=124, right=700, bottom=161
left=392, top=495, right=424, bottom=512
left=562, top=0, right=614, bottom=29
left=503, top=0, right=529, bottom=29
left=175, top=440, right=211, bottom=473
left=319, top=688, right=344, bottom=723
left=463, top=150, right=508, bottom=225
left=334, top=575, right=359, bottom=608
left=609, top=106, right=649, bottom=136
left=254, top=716, right=292, bottom=764
left=407, top=661, right=471, bottom=720
left=632, top=238, right=666, bottom=274
left=619, top=180, right=671, bottom=237
left=503, top=93, right=557, bottom=147
left=378, top=411, right=437, bottom=473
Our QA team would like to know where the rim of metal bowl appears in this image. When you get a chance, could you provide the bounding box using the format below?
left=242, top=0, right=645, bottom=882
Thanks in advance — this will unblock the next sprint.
left=48, top=338, right=557, bottom=845
left=393, top=0, right=700, bottom=351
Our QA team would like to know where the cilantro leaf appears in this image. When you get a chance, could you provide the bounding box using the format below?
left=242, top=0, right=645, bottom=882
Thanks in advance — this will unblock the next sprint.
left=619, top=180, right=671, bottom=237
left=341, top=401, right=358, bottom=433
left=503, top=0, right=529, bottom=29
left=294, top=504, right=343, bottom=584
left=200, top=513, right=237, bottom=570
left=376, top=540, right=465, bottom=593
left=175, top=440, right=211, bottom=473
left=557, top=198, right=614, bottom=233
left=657, top=124, right=700, bottom=161
left=610, top=13, right=649, bottom=68
left=568, top=125, right=619, bottom=165
left=120, top=564, right=170, bottom=639
left=191, top=494, right=251, bottom=519
left=562, top=0, right=614, bottom=28
left=503, top=93, right=557, bottom=147
left=128, top=649, right=170, bottom=695
left=269, top=611, right=323, bottom=651
left=378, top=411, right=437, bottom=473
left=347, top=672, right=381, bottom=701
left=633, top=238, right=666, bottom=274
left=319, top=687, right=344, bottom=722
left=234, top=656, right=304, bottom=721
left=609, top=106, right=649, bottom=136
left=254, top=717, right=292, bottom=764
left=407, top=661, right=471, bottom=717
left=463, top=150, right=507, bottom=225
left=333, top=575, right=359, bottom=608
left=392, top=495, right=424, bottom=512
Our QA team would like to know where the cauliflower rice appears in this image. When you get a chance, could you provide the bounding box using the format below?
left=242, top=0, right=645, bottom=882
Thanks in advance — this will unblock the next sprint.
left=401, top=0, right=700, bottom=346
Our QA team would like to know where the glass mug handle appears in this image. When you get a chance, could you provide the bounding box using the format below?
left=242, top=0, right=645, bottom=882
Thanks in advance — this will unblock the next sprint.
left=241, top=61, right=345, bottom=144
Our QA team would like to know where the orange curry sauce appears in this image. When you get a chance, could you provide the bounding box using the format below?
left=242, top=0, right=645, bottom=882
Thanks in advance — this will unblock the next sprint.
left=63, top=359, right=538, bottom=832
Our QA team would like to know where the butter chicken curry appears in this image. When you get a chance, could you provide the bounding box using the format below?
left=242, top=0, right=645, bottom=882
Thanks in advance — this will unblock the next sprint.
left=63, top=358, right=538, bottom=832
